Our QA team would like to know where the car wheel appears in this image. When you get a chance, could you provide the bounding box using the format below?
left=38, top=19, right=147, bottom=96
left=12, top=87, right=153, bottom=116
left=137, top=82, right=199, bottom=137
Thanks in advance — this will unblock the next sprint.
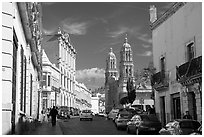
left=117, top=126, right=120, bottom=130
left=90, top=118, right=93, bottom=121
left=80, top=118, right=82, bottom=121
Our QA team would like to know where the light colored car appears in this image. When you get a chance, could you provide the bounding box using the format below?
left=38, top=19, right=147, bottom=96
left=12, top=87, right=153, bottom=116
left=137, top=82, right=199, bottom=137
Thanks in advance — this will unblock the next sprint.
left=127, top=114, right=162, bottom=134
left=80, top=109, right=93, bottom=121
left=107, top=108, right=119, bottom=120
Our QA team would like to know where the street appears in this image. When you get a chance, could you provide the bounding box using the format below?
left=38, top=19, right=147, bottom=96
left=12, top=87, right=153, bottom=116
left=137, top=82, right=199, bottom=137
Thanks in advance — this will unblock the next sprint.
left=58, top=116, right=128, bottom=135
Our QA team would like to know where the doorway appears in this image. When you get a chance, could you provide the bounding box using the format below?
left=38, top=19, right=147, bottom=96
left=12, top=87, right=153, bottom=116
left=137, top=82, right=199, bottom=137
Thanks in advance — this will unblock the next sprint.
left=188, top=92, right=197, bottom=120
left=173, top=97, right=181, bottom=119
left=160, top=96, right=166, bottom=126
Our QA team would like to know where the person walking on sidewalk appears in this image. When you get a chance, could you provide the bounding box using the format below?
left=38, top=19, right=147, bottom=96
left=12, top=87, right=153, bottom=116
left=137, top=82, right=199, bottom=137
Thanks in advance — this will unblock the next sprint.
left=49, top=106, right=58, bottom=126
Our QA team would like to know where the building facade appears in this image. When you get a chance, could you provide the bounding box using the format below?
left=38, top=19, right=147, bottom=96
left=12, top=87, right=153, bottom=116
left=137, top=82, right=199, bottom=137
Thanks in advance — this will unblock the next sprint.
left=91, top=96, right=99, bottom=114
left=133, top=83, right=154, bottom=111
left=150, top=2, right=202, bottom=125
left=75, top=81, right=92, bottom=111
left=43, top=28, right=77, bottom=109
left=42, top=50, right=60, bottom=109
left=2, top=2, right=43, bottom=134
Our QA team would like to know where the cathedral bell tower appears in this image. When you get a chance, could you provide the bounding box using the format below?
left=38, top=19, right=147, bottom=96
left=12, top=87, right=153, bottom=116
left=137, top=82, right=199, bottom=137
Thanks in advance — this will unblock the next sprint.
left=118, top=34, right=135, bottom=99
left=105, top=48, right=118, bottom=112
left=105, top=48, right=118, bottom=84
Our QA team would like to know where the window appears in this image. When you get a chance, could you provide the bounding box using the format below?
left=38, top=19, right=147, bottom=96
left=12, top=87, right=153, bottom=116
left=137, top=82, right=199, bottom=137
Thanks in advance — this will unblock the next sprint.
left=30, top=74, right=33, bottom=116
left=186, top=42, right=195, bottom=61
left=160, top=56, right=165, bottom=79
left=48, top=75, right=50, bottom=86
left=43, top=75, right=46, bottom=86
left=12, top=31, right=18, bottom=133
left=20, top=46, right=24, bottom=111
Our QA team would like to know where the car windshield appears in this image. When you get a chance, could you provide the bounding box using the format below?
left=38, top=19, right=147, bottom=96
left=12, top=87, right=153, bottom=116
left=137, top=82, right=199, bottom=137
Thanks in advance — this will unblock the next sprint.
left=120, top=113, right=132, bottom=118
left=82, top=110, right=91, bottom=113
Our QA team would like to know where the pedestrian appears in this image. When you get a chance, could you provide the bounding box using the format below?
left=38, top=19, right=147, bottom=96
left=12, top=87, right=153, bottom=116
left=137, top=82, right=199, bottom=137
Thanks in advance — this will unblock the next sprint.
left=46, top=108, right=50, bottom=121
left=40, top=109, right=46, bottom=122
left=183, top=111, right=192, bottom=119
left=49, top=106, right=58, bottom=126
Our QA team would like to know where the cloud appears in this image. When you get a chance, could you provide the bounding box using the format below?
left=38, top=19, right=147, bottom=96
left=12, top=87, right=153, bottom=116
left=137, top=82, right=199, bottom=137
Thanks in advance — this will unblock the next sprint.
left=42, top=28, right=57, bottom=35
left=42, top=2, right=56, bottom=6
left=137, top=51, right=152, bottom=56
left=94, top=17, right=108, bottom=24
left=142, top=44, right=151, bottom=48
left=108, top=26, right=140, bottom=38
left=60, top=18, right=91, bottom=35
left=137, top=33, right=152, bottom=44
left=76, top=68, right=105, bottom=79
left=108, top=26, right=129, bottom=38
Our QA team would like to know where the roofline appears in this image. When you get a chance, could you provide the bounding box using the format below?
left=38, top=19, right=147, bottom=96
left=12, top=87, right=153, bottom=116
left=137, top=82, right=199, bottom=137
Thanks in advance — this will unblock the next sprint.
left=150, top=2, right=186, bottom=30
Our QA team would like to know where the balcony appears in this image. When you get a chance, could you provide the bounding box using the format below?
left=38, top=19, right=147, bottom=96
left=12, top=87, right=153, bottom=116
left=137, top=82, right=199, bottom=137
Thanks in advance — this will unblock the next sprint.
left=177, top=56, right=202, bottom=85
left=152, top=71, right=169, bottom=91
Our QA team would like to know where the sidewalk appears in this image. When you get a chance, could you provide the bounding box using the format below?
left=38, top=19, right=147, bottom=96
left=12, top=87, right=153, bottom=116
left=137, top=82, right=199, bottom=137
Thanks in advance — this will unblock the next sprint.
left=27, top=120, right=63, bottom=135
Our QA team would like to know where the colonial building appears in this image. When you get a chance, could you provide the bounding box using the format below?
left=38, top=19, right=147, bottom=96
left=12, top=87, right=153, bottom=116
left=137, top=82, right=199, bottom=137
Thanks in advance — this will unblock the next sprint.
left=43, top=28, right=76, bottom=109
left=42, top=50, right=60, bottom=109
left=75, top=81, right=92, bottom=110
left=105, top=35, right=135, bottom=113
left=132, top=81, right=154, bottom=111
left=91, top=96, right=99, bottom=114
left=2, top=2, right=43, bottom=134
left=150, top=2, right=202, bottom=125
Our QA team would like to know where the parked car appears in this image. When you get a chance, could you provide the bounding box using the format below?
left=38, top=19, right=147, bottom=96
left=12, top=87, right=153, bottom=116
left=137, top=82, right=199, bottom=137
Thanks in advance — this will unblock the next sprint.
left=159, top=119, right=201, bottom=135
left=126, top=114, right=162, bottom=134
left=98, top=112, right=107, bottom=117
left=57, top=106, right=70, bottom=119
left=80, top=109, right=93, bottom=121
left=107, top=108, right=119, bottom=120
left=115, top=111, right=133, bottom=130
left=190, top=125, right=202, bottom=135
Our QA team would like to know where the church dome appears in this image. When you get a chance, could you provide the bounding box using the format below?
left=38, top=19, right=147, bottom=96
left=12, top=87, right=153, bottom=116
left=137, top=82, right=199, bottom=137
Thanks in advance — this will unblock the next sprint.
left=123, top=36, right=131, bottom=48
left=107, top=48, right=116, bottom=59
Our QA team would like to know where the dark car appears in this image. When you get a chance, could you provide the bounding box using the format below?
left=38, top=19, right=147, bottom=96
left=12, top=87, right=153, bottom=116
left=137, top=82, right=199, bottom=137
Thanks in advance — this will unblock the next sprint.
left=114, top=111, right=133, bottom=130
left=190, top=125, right=202, bottom=135
left=57, top=106, right=71, bottom=119
left=126, top=114, right=162, bottom=134
left=159, top=119, right=201, bottom=135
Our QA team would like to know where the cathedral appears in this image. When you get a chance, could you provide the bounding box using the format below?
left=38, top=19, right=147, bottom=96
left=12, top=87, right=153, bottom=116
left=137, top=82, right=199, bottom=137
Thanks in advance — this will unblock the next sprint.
left=105, top=35, right=135, bottom=113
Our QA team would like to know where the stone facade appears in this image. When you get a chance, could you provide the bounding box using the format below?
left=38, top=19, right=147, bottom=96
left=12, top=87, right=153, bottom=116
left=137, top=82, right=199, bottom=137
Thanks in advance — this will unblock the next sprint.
left=75, top=81, right=92, bottom=110
left=150, top=2, right=202, bottom=125
left=42, top=50, right=60, bottom=109
left=2, top=2, right=43, bottom=134
left=43, top=28, right=77, bottom=109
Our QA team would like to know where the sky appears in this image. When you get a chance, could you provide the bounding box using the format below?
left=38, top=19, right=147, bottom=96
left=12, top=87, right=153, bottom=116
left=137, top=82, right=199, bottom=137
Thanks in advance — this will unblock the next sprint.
left=41, top=2, right=173, bottom=89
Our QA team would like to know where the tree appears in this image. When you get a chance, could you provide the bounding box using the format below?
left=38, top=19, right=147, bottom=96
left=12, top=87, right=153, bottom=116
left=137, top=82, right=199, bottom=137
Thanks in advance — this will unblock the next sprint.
left=127, top=78, right=136, bottom=105
left=120, top=96, right=129, bottom=105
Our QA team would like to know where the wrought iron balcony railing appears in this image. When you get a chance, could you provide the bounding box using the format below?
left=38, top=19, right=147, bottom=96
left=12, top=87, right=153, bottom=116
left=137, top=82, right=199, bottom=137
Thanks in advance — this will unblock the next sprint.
left=152, top=71, right=169, bottom=90
left=177, top=56, right=202, bottom=82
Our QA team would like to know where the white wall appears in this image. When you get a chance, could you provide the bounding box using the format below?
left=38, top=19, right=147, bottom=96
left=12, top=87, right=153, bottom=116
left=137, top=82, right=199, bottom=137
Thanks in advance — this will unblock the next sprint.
left=91, top=97, right=99, bottom=114
left=152, top=2, right=202, bottom=121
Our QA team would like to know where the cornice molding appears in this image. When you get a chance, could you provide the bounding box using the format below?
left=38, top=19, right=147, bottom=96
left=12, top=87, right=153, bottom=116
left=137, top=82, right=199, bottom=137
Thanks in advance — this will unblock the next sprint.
left=150, top=2, right=186, bottom=30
